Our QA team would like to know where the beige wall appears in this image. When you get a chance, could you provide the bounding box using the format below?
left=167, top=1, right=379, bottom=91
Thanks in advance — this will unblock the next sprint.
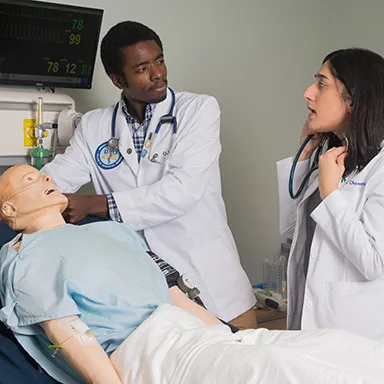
left=328, top=0, right=384, bottom=55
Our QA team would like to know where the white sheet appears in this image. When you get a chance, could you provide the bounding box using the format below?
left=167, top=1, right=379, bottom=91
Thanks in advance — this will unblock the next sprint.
left=110, top=304, right=384, bottom=383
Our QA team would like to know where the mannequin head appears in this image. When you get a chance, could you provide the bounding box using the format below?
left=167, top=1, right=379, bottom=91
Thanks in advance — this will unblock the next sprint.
left=0, top=165, right=67, bottom=232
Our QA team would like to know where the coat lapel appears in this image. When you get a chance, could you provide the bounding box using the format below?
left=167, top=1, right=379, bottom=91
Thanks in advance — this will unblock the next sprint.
left=116, top=104, right=138, bottom=175
left=302, top=174, right=319, bottom=202
left=140, top=89, right=173, bottom=165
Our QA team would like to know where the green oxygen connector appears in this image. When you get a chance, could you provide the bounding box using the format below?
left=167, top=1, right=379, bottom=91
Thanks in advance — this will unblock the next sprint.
left=30, top=147, right=52, bottom=170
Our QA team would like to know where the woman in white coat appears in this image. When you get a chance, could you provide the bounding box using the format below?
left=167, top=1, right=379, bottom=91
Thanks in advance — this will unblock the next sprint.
left=278, top=48, right=384, bottom=339
left=42, top=21, right=256, bottom=328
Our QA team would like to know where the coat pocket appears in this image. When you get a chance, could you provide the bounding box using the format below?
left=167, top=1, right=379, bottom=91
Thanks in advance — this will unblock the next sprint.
left=325, top=280, right=384, bottom=339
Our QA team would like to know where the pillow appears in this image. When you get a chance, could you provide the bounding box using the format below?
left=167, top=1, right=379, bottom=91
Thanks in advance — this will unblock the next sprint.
left=0, top=222, right=17, bottom=249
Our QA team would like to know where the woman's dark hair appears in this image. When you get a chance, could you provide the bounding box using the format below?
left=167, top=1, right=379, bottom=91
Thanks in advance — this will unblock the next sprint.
left=101, top=21, right=163, bottom=77
left=324, top=48, right=384, bottom=173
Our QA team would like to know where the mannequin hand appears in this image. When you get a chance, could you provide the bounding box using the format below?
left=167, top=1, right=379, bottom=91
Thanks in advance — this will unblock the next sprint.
left=63, top=194, right=108, bottom=223
left=318, top=146, right=347, bottom=200
left=298, top=120, right=324, bottom=161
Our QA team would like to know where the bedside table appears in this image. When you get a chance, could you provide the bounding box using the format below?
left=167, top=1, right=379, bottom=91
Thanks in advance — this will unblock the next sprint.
left=255, top=308, right=286, bottom=330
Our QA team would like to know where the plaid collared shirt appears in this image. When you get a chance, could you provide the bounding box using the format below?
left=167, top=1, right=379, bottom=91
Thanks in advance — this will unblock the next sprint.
left=106, top=194, right=122, bottom=222
left=107, top=97, right=154, bottom=222
left=122, top=98, right=154, bottom=156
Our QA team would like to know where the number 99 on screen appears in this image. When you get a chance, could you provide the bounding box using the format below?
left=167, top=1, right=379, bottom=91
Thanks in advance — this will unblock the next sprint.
left=69, top=34, right=81, bottom=45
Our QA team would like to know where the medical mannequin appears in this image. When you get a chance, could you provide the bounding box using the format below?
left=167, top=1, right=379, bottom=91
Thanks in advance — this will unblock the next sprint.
left=0, top=164, right=221, bottom=384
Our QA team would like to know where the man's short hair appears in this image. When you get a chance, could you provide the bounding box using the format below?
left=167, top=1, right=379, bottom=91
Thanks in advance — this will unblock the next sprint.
left=100, top=21, right=163, bottom=77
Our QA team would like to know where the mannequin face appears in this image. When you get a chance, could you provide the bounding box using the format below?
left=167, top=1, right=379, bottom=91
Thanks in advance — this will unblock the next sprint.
left=0, top=165, right=67, bottom=230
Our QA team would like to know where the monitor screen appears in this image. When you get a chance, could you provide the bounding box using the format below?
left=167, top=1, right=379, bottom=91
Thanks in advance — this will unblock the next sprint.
left=0, top=0, right=104, bottom=89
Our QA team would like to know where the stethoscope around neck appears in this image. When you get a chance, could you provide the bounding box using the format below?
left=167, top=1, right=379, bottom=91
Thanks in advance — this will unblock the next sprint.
left=107, top=87, right=177, bottom=164
left=288, top=135, right=325, bottom=199
left=288, top=133, right=349, bottom=199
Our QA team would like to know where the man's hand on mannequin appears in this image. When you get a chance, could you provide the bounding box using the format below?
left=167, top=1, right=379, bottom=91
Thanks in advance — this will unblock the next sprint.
left=63, top=194, right=109, bottom=223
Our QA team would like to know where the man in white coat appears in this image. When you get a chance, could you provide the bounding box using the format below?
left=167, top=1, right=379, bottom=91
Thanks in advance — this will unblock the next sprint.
left=42, top=21, right=256, bottom=328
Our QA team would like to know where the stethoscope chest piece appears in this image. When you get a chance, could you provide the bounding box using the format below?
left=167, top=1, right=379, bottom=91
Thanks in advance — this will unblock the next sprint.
left=108, top=137, right=119, bottom=153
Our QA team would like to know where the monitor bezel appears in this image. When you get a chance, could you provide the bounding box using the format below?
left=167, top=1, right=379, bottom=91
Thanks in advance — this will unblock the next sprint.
left=0, top=0, right=104, bottom=89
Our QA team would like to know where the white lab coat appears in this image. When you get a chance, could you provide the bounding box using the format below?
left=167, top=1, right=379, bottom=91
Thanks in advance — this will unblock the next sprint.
left=277, top=149, right=384, bottom=339
left=43, top=90, right=255, bottom=321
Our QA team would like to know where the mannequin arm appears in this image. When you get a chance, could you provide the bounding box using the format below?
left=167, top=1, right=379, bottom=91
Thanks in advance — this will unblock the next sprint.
left=40, top=317, right=122, bottom=384
left=169, top=286, right=222, bottom=326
